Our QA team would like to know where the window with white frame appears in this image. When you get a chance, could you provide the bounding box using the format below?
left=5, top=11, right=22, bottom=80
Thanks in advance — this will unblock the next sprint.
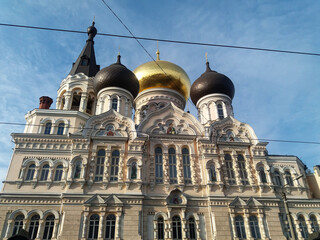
left=298, top=215, right=309, bottom=239
left=310, top=215, right=319, bottom=232
left=29, top=214, right=40, bottom=239
left=237, top=154, right=249, bottom=185
left=273, top=170, right=282, bottom=186
left=182, top=148, right=192, bottom=184
left=110, top=150, right=119, bottom=181
left=285, top=171, right=293, bottom=186
left=95, top=149, right=105, bottom=182
left=235, top=215, right=246, bottom=239
left=43, top=215, right=55, bottom=240
left=157, top=216, right=165, bottom=240
left=258, top=167, right=267, bottom=183
left=44, top=122, right=52, bottom=134
left=105, top=214, right=116, bottom=239
left=12, top=214, right=24, bottom=236
left=54, top=165, right=63, bottom=181
left=40, top=164, right=50, bottom=181
left=88, top=214, right=99, bottom=240
left=225, top=154, right=235, bottom=184
left=57, top=123, right=65, bottom=135
left=155, top=147, right=163, bottom=183
left=112, top=98, right=118, bottom=111
left=217, top=104, right=224, bottom=119
left=169, top=148, right=177, bottom=184
left=26, top=164, right=36, bottom=180
left=249, top=215, right=261, bottom=239
left=172, top=215, right=182, bottom=240
left=188, top=217, right=197, bottom=240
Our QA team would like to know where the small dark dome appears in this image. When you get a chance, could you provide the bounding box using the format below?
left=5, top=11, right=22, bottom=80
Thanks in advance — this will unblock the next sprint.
left=93, top=55, right=139, bottom=97
left=190, top=62, right=235, bottom=105
left=87, top=21, right=97, bottom=40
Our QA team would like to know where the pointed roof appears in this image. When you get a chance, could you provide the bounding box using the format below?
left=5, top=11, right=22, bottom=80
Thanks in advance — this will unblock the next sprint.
left=84, top=194, right=105, bottom=205
left=229, top=197, right=247, bottom=207
left=246, top=197, right=263, bottom=207
left=104, top=194, right=123, bottom=206
left=69, top=21, right=100, bottom=77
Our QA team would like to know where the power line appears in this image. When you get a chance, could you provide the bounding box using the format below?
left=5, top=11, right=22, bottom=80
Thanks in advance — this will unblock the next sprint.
left=0, top=22, right=319, bottom=57
left=1, top=121, right=319, bottom=145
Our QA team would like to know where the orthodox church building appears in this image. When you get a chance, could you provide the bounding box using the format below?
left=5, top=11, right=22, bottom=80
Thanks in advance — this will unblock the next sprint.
left=1, top=22, right=320, bottom=240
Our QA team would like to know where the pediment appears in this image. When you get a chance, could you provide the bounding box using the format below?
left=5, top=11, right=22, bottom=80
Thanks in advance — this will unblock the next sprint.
left=137, top=103, right=205, bottom=136
left=229, top=197, right=246, bottom=207
left=246, top=197, right=263, bottom=207
left=84, top=194, right=105, bottom=205
left=210, top=116, right=259, bottom=145
left=82, top=109, right=136, bottom=140
left=104, top=194, right=123, bottom=206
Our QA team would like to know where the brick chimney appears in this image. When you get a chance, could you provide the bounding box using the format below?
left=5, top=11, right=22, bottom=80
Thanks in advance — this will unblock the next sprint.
left=39, top=96, right=53, bottom=109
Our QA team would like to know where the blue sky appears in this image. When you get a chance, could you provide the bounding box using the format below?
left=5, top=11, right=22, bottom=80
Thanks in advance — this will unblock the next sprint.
left=0, top=0, right=320, bottom=188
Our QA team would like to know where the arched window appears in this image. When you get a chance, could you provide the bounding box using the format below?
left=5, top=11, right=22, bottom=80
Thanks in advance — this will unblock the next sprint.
left=40, top=164, right=50, bottom=181
left=235, top=215, right=246, bottom=239
left=130, top=162, right=137, bottom=180
left=259, top=167, right=267, bottom=183
left=12, top=214, right=24, bottom=236
left=57, top=123, right=65, bottom=135
left=157, top=217, right=164, bottom=240
left=44, top=122, right=52, bottom=134
left=29, top=215, right=40, bottom=240
left=285, top=171, right=293, bottom=186
left=43, top=215, right=55, bottom=240
left=273, top=170, right=282, bottom=186
left=71, top=91, right=81, bottom=111
left=310, top=215, right=319, bottom=232
left=217, top=104, right=224, bottom=119
left=110, top=150, right=119, bottom=181
left=155, top=147, right=163, bottom=183
left=249, top=215, right=261, bottom=239
left=26, top=164, right=36, bottom=180
left=54, top=165, right=63, bottom=181
left=188, top=217, right=197, bottom=240
left=88, top=214, right=99, bottom=240
left=182, top=148, right=192, bottom=184
left=237, top=154, right=249, bottom=185
left=225, top=154, right=235, bottom=185
left=169, top=148, right=177, bottom=184
left=298, top=215, right=308, bottom=239
left=209, top=164, right=217, bottom=182
left=112, top=98, right=118, bottom=111
left=73, top=161, right=82, bottom=179
left=172, top=216, right=182, bottom=240
left=86, top=95, right=94, bottom=114
left=105, top=214, right=116, bottom=239
left=95, top=149, right=105, bottom=181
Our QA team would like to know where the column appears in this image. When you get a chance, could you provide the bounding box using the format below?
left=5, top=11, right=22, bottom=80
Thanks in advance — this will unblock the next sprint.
left=206, top=104, right=211, bottom=121
left=20, top=167, right=26, bottom=179
left=98, top=214, right=105, bottom=239
left=163, top=155, right=169, bottom=184
left=62, top=167, right=68, bottom=181
left=23, top=219, right=28, bottom=229
left=115, top=212, right=122, bottom=239
left=117, top=96, right=122, bottom=112
left=34, top=166, right=40, bottom=180
left=35, top=220, right=44, bottom=239
left=81, top=213, right=88, bottom=239
left=229, top=213, right=237, bottom=238
left=307, top=220, right=313, bottom=235
left=52, top=219, right=59, bottom=239
left=4, top=220, right=13, bottom=238
left=181, top=209, right=187, bottom=240
left=177, top=154, right=183, bottom=185
left=243, top=212, right=251, bottom=239
left=233, top=154, right=241, bottom=185
left=257, top=212, right=267, bottom=238
left=63, top=92, right=72, bottom=110
left=222, top=102, right=227, bottom=118
left=79, top=92, right=88, bottom=113
left=67, top=163, right=74, bottom=180
left=294, top=219, right=303, bottom=239
left=56, top=96, right=61, bottom=109
left=125, top=99, right=129, bottom=116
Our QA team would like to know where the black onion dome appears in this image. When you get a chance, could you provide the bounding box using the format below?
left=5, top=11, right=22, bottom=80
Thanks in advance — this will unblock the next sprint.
left=190, top=62, right=235, bottom=105
left=93, top=55, right=140, bottom=97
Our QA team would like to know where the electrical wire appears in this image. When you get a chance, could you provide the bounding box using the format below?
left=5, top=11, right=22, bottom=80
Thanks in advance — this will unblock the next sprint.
left=0, top=22, right=319, bottom=57
left=1, top=121, right=319, bottom=145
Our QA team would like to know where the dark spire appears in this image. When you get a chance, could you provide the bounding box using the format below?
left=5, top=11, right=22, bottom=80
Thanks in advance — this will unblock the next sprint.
left=69, top=21, right=100, bottom=77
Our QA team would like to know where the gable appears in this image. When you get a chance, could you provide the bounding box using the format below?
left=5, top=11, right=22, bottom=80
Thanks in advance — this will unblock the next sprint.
left=84, top=194, right=105, bottom=205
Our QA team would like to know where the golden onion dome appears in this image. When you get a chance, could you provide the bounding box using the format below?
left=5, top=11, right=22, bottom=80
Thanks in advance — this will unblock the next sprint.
left=133, top=51, right=191, bottom=99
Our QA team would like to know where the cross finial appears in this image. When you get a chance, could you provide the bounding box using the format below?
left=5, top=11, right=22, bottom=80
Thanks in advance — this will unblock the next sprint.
left=156, top=41, right=160, bottom=60
left=205, top=52, right=208, bottom=63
